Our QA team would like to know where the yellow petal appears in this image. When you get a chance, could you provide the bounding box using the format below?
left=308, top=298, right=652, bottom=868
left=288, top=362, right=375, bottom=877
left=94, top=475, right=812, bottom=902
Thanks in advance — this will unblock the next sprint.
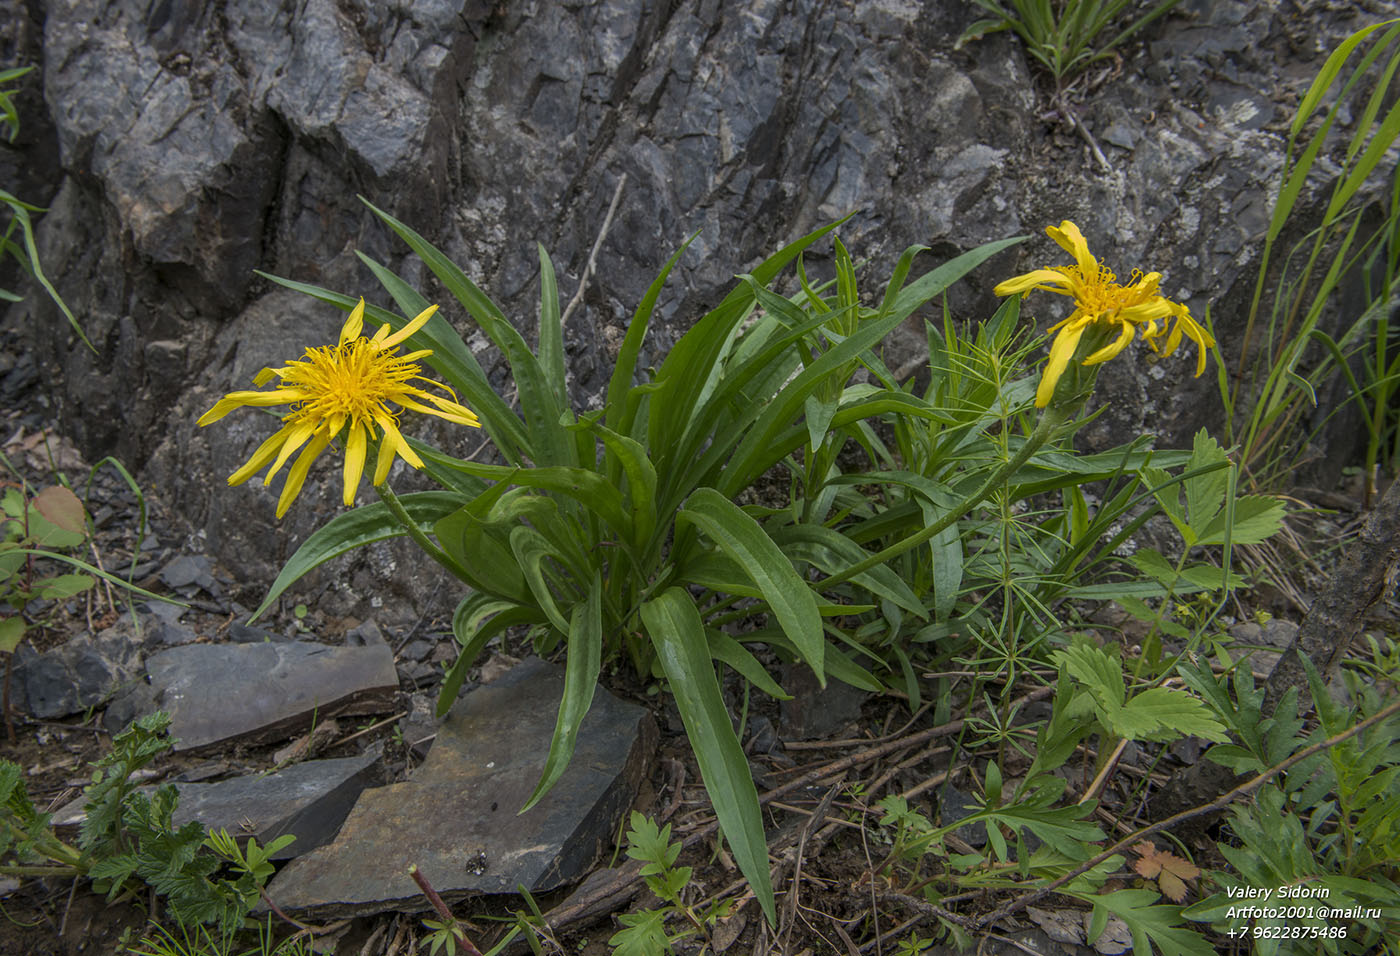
left=994, top=269, right=1075, bottom=297
left=339, top=298, right=366, bottom=345
left=1083, top=318, right=1136, bottom=366
left=227, top=426, right=295, bottom=486
left=342, top=423, right=368, bottom=507
left=1046, top=221, right=1096, bottom=275
left=372, top=421, right=399, bottom=487
left=1117, top=299, right=1174, bottom=325
left=264, top=420, right=317, bottom=484
left=252, top=367, right=280, bottom=386
left=378, top=304, right=439, bottom=351
left=1036, top=321, right=1089, bottom=408
left=397, top=394, right=481, bottom=427
left=380, top=417, right=424, bottom=469
left=275, top=432, right=332, bottom=518
left=197, top=388, right=306, bottom=425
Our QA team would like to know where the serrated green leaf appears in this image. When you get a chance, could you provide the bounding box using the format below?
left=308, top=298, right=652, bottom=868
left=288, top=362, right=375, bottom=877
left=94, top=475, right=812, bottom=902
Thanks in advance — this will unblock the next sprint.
left=1053, top=641, right=1125, bottom=712
left=1196, top=494, right=1285, bottom=546
left=1113, top=687, right=1231, bottom=743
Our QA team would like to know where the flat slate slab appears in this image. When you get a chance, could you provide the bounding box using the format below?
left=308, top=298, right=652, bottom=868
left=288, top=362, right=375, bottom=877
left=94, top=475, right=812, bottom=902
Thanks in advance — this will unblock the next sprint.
left=142, top=642, right=398, bottom=750
left=265, top=658, right=656, bottom=918
left=54, top=754, right=382, bottom=860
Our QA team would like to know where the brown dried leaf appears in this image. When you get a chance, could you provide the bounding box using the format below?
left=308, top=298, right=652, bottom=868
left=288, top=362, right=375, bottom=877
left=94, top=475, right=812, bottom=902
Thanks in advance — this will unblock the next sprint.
left=32, top=485, right=86, bottom=535
left=1132, top=841, right=1199, bottom=902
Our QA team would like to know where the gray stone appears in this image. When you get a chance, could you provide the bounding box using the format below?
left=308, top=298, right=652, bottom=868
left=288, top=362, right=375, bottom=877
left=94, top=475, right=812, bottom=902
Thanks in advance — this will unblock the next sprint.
left=344, top=620, right=387, bottom=647
left=168, top=753, right=383, bottom=859
left=137, top=641, right=399, bottom=750
left=779, top=663, right=867, bottom=740
left=265, top=657, right=655, bottom=918
left=14, top=628, right=144, bottom=720
left=936, top=784, right=985, bottom=849
left=160, top=554, right=215, bottom=592
left=52, top=753, right=382, bottom=861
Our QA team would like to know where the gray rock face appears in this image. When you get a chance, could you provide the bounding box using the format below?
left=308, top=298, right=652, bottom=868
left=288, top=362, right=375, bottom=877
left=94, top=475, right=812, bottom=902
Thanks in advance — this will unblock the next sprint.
left=4, top=0, right=1387, bottom=617
left=264, top=657, right=656, bottom=918
left=131, top=641, right=399, bottom=750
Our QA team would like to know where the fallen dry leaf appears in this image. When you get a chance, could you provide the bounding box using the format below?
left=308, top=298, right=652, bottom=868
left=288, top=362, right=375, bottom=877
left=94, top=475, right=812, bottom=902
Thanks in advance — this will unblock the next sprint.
left=1027, top=905, right=1085, bottom=944
left=1132, top=840, right=1200, bottom=902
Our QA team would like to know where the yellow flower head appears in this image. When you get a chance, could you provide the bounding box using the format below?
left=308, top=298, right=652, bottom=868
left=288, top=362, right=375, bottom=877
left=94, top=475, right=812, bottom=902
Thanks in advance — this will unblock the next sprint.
left=198, top=299, right=480, bottom=517
left=994, top=221, right=1215, bottom=408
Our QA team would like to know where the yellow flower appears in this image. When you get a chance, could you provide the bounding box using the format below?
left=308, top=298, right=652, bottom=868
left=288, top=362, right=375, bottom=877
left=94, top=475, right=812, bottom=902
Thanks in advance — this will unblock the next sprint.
left=995, top=221, right=1214, bottom=408
left=198, top=299, right=480, bottom=517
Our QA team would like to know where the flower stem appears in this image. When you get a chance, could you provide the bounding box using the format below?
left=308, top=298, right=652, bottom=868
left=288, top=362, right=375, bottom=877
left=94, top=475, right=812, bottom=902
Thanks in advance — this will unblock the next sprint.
left=820, top=404, right=1073, bottom=590
left=373, top=482, right=475, bottom=587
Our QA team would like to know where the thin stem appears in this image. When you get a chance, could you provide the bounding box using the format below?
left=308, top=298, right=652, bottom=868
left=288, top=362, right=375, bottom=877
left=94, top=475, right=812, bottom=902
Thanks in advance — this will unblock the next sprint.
left=373, top=482, right=475, bottom=587
left=820, top=404, right=1072, bottom=590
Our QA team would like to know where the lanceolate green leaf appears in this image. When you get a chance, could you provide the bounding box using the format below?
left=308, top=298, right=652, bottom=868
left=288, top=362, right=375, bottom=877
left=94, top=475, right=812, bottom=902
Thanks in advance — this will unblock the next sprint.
left=252, top=493, right=464, bottom=620
left=362, top=198, right=574, bottom=468
left=679, top=488, right=825, bottom=681
left=509, top=525, right=574, bottom=635
left=648, top=219, right=851, bottom=457
left=607, top=234, right=697, bottom=434
left=536, top=244, right=567, bottom=410
left=640, top=589, right=775, bottom=925
left=524, top=573, right=603, bottom=812
left=769, top=523, right=925, bottom=619
left=434, top=460, right=633, bottom=543
left=438, top=598, right=543, bottom=718
left=706, top=630, right=790, bottom=700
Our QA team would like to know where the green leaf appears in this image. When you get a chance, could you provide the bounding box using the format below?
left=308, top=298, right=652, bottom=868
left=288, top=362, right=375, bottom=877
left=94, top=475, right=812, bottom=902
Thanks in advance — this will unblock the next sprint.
left=1195, top=494, right=1285, bottom=547
left=252, top=492, right=464, bottom=620
left=609, top=908, right=674, bottom=956
left=770, top=523, right=925, bottom=620
left=607, top=233, right=697, bottom=434
left=361, top=198, right=573, bottom=467
left=431, top=460, right=633, bottom=542
left=0, top=616, right=25, bottom=654
left=707, top=630, right=790, bottom=700
left=679, top=488, right=825, bottom=682
left=35, top=573, right=94, bottom=601
left=1113, top=687, right=1231, bottom=744
left=1077, top=888, right=1216, bottom=956
left=509, top=526, right=574, bottom=635
left=435, top=504, right=530, bottom=602
left=590, top=422, right=659, bottom=550
left=1183, top=430, right=1229, bottom=532
left=1053, top=641, right=1125, bottom=712
left=640, top=589, right=775, bottom=926
left=524, top=573, right=602, bottom=812
left=536, top=244, right=567, bottom=411
left=438, top=597, right=542, bottom=718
